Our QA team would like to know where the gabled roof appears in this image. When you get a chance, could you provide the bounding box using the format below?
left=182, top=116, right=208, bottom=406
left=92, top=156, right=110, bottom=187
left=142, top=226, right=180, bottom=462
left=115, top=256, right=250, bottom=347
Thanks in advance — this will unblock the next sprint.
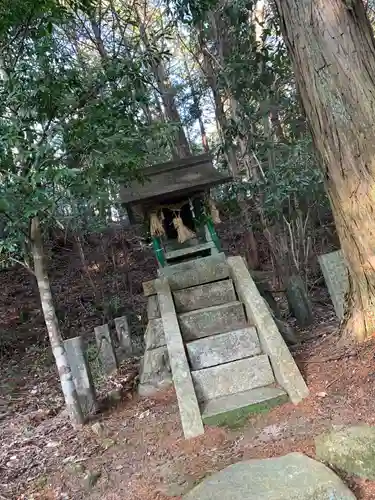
left=120, top=153, right=232, bottom=206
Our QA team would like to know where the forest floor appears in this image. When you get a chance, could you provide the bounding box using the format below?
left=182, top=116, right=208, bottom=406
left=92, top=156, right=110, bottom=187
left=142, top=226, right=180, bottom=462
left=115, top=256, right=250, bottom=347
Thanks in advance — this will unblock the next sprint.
left=2, top=220, right=374, bottom=499
left=3, top=316, right=375, bottom=499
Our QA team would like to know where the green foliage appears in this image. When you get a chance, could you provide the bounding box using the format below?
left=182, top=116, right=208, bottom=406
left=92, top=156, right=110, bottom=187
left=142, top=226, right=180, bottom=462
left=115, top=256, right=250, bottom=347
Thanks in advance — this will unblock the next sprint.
left=170, top=0, right=219, bottom=24
left=220, top=136, right=327, bottom=225
left=0, top=0, right=332, bottom=274
left=255, top=137, right=327, bottom=221
left=0, top=1, right=171, bottom=263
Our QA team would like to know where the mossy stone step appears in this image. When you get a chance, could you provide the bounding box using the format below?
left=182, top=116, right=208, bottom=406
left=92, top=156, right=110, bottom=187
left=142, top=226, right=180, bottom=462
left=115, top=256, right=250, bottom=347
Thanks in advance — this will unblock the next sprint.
left=201, top=386, right=288, bottom=428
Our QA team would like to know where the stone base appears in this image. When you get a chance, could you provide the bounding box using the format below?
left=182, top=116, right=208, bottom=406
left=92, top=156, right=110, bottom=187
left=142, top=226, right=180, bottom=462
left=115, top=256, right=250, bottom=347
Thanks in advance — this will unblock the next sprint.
left=138, top=379, right=173, bottom=397
left=138, top=345, right=171, bottom=394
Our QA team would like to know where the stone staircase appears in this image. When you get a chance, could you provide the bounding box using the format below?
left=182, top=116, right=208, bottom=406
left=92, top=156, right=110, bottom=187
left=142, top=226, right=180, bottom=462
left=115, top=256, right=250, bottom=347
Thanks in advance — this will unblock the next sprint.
left=139, top=253, right=308, bottom=438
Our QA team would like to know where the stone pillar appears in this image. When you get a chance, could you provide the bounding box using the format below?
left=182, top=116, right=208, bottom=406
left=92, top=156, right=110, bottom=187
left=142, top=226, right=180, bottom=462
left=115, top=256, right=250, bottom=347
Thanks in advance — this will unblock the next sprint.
left=115, top=316, right=132, bottom=357
left=94, top=324, right=118, bottom=375
left=318, top=250, right=348, bottom=320
left=64, top=336, right=98, bottom=416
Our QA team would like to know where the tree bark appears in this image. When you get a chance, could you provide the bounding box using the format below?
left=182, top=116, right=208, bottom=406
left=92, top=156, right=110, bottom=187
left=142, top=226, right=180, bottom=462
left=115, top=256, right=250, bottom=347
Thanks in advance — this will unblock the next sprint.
left=197, top=28, right=239, bottom=175
left=136, top=7, right=191, bottom=159
left=274, top=0, right=375, bottom=341
left=30, top=217, right=84, bottom=425
left=152, top=59, right=191, bottom=158
left=183, top=56, right=209, bottom=152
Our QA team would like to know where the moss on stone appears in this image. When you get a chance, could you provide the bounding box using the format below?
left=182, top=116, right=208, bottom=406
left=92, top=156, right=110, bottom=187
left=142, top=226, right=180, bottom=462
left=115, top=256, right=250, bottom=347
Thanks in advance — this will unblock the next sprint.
left=202, top=394, right=288, bottom=429
left=315, top=426, right=375, bottom=480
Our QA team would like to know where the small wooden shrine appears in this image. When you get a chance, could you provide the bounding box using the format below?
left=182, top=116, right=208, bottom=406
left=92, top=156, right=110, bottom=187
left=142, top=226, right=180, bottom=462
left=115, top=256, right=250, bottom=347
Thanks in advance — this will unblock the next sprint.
left=120, top=153, right=232, bottom=267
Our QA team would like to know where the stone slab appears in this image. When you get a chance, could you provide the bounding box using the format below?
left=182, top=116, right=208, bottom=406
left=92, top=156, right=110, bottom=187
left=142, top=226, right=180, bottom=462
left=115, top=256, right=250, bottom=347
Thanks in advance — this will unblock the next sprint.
left=114, top=316, right=132, bottom=356
left=144, top=318, right=166, bottom=350
left=318, top=250, right=348, bottom=319
left=192, top=354, right=275, bottom=402
left=173, top=279, right=236, bottom=313
left=147, top=295, right=160, bottom=320
left=155, top=277, right=204, bottom=439
left=64, top=336, right=97, bottom=416
left=228, top=256, right=309, bottom=404
left=158, top=253, right=229, bottom=291
left=179, top=301, right=247, bottom=341
left=139, top=345, right=171, bottom=385
left=183, top=452, right=356, bottom=499
left=201, top=386, right=288, bottom=427
left=186, top=327, right=261, bottom=370
left=94, top=324, right=118, bottom=375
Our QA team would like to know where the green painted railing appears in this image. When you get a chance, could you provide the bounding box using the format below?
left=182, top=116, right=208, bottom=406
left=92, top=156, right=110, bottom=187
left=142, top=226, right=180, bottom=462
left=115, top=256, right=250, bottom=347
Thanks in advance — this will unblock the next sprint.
left=152, top=236, right=166, bottom=267
left=205, top=217, right=222, bottom=252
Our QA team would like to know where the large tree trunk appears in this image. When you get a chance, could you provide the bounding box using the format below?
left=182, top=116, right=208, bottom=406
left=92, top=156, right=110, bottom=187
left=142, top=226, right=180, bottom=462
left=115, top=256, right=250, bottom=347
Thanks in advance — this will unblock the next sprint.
left=274, top=0, right=375, bottom=341
left=30, top=217, right=84, bottom=425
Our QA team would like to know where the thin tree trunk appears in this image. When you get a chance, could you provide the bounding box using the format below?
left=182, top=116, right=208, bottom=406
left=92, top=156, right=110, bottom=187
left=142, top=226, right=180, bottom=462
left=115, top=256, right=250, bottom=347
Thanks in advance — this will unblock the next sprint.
left=153, top=60, right=191, bottom=158
left=90, top=19, right=108, bottom=62
left=183, top=56, right=209, bottom=152
left=274, top=0, right=375, bottom=341
left=136, top=6, right=191, bottom=159
left=30, top=217, right=84, bottom=425
left=270, top=103, right=286, bottom=143
left=198, top=29, right=239, bottom=174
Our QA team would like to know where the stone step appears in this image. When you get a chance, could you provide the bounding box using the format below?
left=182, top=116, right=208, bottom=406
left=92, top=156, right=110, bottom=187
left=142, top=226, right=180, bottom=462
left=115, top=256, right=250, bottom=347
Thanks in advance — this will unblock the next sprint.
left=178, top=301, right=247, bottom=341
left=187, top=327, right=261, bottom=370
left=165, top=242, right=214, bottom=262
left=159, top=253, right=229, bottom=290
left=173, top=279, right=236, bottom=314
left=201, top=386, right=288, bottom=427
left=192, top=354, right=275, bottom=401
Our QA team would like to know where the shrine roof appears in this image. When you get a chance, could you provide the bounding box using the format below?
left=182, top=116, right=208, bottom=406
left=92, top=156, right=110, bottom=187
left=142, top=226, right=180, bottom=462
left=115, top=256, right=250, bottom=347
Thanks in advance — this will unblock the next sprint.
left=120, top=153, right=232, bottom=206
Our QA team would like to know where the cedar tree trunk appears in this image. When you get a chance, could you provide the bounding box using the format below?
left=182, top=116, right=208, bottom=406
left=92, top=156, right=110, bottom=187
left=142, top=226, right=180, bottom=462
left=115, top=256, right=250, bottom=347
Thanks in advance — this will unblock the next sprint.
left=274, top=0, right=375, bottom=341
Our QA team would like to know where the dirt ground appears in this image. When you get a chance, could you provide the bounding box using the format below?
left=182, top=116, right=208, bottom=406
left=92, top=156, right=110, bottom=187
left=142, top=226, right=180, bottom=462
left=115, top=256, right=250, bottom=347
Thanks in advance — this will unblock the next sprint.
left=0, top=222, right=369, bottom=499
left=2, top=313, right=375, bottom=500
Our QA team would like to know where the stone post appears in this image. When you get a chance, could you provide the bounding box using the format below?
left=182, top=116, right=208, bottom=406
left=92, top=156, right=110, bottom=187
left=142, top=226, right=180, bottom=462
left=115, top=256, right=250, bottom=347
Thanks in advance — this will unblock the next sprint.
left=64, top=336, right=98, bottom=416
left=318, top=250, right=349, bottom=320
left=114, top=316, right=132, bottom=357
left=155, top=277, right=204, bottom=439
left=94, top=324, right=118, bottom=375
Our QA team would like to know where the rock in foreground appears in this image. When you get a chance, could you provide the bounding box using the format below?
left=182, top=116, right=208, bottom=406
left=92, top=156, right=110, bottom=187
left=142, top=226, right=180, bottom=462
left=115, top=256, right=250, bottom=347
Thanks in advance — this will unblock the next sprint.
left=183, top=452, right=355, bottom=500
left=316, top=425, right=375, bottom=479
